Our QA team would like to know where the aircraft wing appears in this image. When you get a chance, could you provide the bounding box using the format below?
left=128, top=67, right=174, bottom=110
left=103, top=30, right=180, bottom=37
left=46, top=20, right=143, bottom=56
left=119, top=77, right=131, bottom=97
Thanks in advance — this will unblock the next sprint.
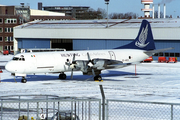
left=73, top=59, right=130, bottom=73
left=92, top=59, right=130, bottom=69
left=144, top=47, right=174, bottom=56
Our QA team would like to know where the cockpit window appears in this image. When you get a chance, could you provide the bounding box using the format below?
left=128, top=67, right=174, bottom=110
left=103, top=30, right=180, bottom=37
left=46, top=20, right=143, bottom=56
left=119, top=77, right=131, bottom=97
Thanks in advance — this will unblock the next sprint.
left=12, top=57, right=25, bottom=61
left=12, top=57, right=19, bottom=61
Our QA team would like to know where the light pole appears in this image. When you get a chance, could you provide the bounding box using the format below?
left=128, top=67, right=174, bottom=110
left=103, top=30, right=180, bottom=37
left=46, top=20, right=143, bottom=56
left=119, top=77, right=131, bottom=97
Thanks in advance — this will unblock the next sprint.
left=105, top=0, right=109, bottom=28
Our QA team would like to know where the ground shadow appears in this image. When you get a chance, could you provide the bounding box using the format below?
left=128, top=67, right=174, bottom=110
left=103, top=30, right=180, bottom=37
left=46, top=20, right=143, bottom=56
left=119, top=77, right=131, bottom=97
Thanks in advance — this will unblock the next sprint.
left=2, top=70, right=152, bottom=83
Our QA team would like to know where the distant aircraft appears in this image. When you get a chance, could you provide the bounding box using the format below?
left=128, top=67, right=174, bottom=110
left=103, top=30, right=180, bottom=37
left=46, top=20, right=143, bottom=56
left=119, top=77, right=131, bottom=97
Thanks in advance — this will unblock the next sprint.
left=5, top=20, right=172, bottom=83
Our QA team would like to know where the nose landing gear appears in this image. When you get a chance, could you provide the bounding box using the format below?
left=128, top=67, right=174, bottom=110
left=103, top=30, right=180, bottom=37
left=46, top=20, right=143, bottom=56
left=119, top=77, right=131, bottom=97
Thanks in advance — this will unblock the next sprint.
left=21, top=77, right=27, bottom=83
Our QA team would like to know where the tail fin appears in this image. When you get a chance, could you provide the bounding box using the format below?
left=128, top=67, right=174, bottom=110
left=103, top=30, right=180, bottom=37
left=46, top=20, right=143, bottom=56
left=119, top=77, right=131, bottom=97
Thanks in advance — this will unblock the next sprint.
left=115, top=20, right=156, bottom=50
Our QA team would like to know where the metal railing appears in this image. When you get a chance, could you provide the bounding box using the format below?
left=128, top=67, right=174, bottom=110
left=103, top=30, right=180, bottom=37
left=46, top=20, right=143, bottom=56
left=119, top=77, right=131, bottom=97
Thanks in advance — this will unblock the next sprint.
left=0, top=95, right=101, bottom=120
left=106, top=99, right=180, bottom=120
left=1, top=95, right=180, bottom=120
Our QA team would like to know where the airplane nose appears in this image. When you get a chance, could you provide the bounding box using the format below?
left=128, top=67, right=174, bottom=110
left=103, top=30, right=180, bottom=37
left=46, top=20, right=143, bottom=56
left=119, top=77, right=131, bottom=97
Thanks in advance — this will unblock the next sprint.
left=5, top=62, right=13, bottom=73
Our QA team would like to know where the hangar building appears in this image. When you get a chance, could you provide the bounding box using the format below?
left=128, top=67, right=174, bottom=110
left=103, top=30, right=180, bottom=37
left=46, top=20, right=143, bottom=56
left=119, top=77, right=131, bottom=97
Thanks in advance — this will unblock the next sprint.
left=14, top=19, right=180, bottom=60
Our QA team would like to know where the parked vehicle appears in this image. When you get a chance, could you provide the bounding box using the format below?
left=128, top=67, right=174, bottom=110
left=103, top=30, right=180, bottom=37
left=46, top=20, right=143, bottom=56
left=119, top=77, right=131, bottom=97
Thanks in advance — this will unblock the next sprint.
left=3, top=50, right=9, bottom=55
left=158, top=57, right=168, bottom=63
left=143, top=56, right=153, bottom=62
left=168, top=57, right=177, bottom=63
left=45, top=111, right=80, bottom=120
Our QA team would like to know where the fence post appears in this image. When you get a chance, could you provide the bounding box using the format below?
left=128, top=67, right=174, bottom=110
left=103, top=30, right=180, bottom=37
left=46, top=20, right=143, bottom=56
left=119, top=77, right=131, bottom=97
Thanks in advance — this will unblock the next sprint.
left=19, top=96, right=20, bottom=118
left=27, top=102, right=29, bottom=120
left=106, top=100, right=108, bottom=120
left=37, top=102, right=39, bottom=119
left=99, top=100, right=101, bottom=120
left=88, top=101, right=90, bottom=120
left=53, top=100, right=55, bottom=116
left=1, top=99, right=3, bottom=120
left=171, top=105, right=173, bottom=120
left=71, top=100, right=73, bottom=120
left=58, top=102, right=60, bottom=120
left=82, top=101, right=84, bottom=120
left=99, top=85, right=105, bottom=120
left=46, top=96, right=48, bottom=119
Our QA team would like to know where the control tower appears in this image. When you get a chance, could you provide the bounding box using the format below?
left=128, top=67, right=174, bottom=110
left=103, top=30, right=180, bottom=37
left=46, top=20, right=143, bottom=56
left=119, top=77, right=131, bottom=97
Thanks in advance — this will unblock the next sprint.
left=141, top=0, right=153, bottom=17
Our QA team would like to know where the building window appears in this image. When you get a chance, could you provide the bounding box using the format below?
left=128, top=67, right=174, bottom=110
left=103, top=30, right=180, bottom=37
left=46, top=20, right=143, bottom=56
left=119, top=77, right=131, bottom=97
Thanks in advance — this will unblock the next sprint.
left=170, top=53, right=174, bottom=57
left=164, top=53, right=169, bottom=57
left=175, top=53, right=180, bottom=57
left=5, top=27, right=13, bottom=33
left=10, top=46, right=13, bottom=51
left=4, top=46, right=12, bottom=51
left=0, top=19, right=2, bottom=23
left=0, top=28, right=2, bottom=33
left=5, top=18, right=17, bottom=24
left=153, top=52, right=180, bottom=58
left=0, top=46, right=2, bottom=51
left=159, top=52, right=164, bottom=56
left=5, top=36, right=13, bottom=42
left=4, top=46, right=8, bottom=50
left=0, top=37, right=2, bottom=41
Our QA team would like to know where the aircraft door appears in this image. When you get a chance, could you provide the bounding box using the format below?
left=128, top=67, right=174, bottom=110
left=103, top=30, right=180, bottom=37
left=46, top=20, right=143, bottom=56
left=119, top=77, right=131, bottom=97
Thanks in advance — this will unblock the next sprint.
left=108, top=51, right=116, bottom=60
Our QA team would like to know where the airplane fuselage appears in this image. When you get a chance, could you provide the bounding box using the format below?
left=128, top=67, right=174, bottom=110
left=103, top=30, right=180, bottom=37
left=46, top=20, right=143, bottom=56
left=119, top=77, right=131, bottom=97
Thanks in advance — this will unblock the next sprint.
left=5, top=49, right=149, bottom=76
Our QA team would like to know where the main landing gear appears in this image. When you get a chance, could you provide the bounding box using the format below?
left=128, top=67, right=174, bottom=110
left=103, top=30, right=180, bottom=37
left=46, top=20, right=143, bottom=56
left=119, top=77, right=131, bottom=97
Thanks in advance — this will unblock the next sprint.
left=94, top=75, right=103, bottom=82
left=94, top=75, right=102, bottom=81
left=58, top=72, right=102, bottom=81
left=59, top=73, right=67, bottom=79
left=21, top=77, right=27, bottom=83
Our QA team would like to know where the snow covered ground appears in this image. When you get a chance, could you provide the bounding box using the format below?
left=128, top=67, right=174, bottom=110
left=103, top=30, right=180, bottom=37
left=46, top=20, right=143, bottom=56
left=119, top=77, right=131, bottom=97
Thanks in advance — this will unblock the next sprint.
left=1, top=54, right=180, bottom=103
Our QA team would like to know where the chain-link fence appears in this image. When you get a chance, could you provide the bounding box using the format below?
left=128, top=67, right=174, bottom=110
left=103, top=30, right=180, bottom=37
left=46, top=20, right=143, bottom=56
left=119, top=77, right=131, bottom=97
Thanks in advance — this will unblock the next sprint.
left=0, top=95, right=101, bottom=120
left=106, top=99, right=180, bottom=120
left=2, top=95, right=180, bottom=120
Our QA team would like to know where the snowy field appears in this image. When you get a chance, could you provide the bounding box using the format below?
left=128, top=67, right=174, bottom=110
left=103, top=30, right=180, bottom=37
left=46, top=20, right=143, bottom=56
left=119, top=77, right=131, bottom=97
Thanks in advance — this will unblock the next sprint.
left=1, top=54, right=180, bottom=103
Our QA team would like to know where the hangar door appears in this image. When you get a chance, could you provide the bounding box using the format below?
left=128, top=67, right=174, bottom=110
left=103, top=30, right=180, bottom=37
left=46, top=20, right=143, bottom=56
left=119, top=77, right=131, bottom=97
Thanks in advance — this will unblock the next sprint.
left=51, top=39, right=72, bottom=51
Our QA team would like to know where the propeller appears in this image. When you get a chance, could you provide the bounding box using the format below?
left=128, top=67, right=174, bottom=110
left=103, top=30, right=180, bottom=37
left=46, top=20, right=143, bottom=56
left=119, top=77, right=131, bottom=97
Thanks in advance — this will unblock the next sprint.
left=87, top=52, right=96, bottom=77
left=65, top=53, right=97, bottom=79
left=66, top=54, right=76, bottom=79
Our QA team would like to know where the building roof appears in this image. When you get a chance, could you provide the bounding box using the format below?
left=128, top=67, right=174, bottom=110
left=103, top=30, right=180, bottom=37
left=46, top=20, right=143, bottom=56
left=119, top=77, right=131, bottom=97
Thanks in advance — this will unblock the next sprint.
left=15, top=19, right=180, bottom=29
left=43, top=6, right=90, bottom=8
left=30, top=9, right=65, bottom=16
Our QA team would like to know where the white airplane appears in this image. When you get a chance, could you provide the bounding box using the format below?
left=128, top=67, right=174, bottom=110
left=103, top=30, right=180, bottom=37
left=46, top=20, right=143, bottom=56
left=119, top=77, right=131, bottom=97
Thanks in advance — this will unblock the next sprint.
left=5, top=20, right=172, bottom=83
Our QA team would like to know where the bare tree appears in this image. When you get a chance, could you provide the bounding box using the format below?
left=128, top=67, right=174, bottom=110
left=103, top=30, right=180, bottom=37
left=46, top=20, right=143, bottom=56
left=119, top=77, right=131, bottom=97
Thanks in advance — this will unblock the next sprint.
left=97, top=8, right=107, bottom=19
left=154, top=10, right=164, bottom=18
left=80, top=8, right=103, bottom=19
left=109, top=12, right=138, bottom=19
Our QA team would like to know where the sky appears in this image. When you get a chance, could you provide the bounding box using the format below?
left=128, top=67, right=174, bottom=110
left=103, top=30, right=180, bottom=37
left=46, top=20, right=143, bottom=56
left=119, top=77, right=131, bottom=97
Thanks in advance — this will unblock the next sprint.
left=0, top=0, right=179, bottom=18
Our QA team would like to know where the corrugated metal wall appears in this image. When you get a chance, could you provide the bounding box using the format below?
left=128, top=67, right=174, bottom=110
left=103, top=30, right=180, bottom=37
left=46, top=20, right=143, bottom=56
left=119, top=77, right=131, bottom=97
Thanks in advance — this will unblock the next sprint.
left=73, top=39, right=132, bottom=50
left=18, top=38, right=50, bottom=49
left=73, top=39, right=180, bottom=60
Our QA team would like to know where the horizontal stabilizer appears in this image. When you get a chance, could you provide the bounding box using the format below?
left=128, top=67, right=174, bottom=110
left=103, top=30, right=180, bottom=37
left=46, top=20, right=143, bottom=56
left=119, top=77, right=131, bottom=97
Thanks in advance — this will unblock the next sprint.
left=144, top=47, right=174, bottom=56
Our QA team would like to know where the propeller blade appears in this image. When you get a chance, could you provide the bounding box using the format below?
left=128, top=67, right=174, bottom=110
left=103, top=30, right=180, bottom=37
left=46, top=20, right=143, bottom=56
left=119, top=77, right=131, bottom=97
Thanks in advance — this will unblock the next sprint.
left=87, top=52, right=90, bottom=60
left=70, top=54, right=76, bottom=79
left=91, top=69, right=96, bottom=77
left=72, top=53, right=76, bottom=62
left=71, top=69, right=73, bottom=79
left=87, top=52, right=96, bottom=77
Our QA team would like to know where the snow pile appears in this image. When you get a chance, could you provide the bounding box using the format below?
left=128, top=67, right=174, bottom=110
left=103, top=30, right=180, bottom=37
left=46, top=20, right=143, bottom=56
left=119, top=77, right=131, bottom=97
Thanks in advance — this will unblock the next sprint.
left=0, top=60, right=180, bottom=104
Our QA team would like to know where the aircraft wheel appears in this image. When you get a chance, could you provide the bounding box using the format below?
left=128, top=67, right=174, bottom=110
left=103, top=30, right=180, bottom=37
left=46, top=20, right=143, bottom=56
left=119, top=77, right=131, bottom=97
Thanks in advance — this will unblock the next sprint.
left=94, top=75, right=102, bottom=81
left=21, top=78, right=27, bottom=83
left=59, top=74, right=66, bottom=79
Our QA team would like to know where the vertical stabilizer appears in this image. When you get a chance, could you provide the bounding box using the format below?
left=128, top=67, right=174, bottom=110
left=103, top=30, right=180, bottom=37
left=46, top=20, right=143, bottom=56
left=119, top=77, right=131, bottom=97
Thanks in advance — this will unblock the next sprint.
left=115, top=20, right=156, bottom=50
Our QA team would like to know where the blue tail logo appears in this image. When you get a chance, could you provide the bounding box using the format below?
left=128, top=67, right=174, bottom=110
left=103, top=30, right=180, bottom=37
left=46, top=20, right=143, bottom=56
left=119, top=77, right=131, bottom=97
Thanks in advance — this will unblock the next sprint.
left=135, top=24, right=149, bottom=48
left=115, top=20, right=155, bottom=51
